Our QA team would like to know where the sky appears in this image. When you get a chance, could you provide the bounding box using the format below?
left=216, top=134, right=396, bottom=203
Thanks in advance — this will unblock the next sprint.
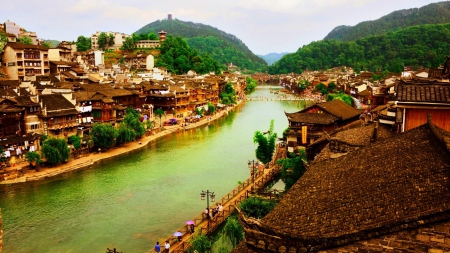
left=1, top=0, right=443, bottom=55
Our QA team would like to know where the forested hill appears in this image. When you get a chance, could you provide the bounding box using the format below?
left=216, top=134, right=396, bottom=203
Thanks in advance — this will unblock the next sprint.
left=135, top=19, right=267, bottom=71
left=269, top=22, right=450, bottom=74
left=324, top=1, right=450, bottom=41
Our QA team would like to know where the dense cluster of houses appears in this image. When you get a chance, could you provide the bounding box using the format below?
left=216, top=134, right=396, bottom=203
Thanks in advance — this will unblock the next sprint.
left=0, top=28, right=247, bottom=168
left=234, top=63, right=450, bottom=252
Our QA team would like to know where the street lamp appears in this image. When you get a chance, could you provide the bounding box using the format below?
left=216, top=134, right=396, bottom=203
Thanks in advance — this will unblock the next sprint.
left=248, top=160, right=258, bottom=192
left=200, top=190, right=215, bottom=232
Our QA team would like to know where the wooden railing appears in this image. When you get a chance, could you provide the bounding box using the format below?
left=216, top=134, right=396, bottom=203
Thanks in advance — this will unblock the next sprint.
left=146, top=146, right=285, bottom=253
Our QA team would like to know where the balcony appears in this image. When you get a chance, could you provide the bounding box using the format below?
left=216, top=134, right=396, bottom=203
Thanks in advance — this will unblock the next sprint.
left=48, top=120, right=79, bottom=130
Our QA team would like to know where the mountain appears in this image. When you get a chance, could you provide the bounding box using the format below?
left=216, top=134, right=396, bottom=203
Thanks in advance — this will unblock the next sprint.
left=324, top=1, right=450, bottom=41
left=257, top=52, right=289, bottom=65
left=269, top=22, right=450, bottom=74
left=134, top=19, right=267, bottom=72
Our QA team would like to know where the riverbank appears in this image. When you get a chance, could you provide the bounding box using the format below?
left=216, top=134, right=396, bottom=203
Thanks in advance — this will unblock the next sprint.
left=0, top=102, right=240, bottom=185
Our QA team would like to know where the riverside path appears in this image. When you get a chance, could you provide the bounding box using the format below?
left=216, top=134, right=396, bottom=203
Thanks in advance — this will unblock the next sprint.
left=146, top=144, right=287, bottom=253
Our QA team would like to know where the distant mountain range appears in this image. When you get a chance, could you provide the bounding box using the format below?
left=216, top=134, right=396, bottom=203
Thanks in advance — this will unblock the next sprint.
left=257, top=52, right=289, bottom=65
left=134, top=19, right=267, bottom=71
left=324, top=1, right=450, bottom=41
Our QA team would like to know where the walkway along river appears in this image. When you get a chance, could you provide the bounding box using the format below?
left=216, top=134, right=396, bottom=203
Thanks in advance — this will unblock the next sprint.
left=0, top=86, right=304, bottom=253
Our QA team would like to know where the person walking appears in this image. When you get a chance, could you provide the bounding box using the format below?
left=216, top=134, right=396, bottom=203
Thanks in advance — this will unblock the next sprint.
left=164, top=240, right=170, bottom=253
left=154, top=241, right=161, bottom=252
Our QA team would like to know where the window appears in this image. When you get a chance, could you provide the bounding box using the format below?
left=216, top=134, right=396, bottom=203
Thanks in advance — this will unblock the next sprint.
left=31, top=124, right=39, bottom=130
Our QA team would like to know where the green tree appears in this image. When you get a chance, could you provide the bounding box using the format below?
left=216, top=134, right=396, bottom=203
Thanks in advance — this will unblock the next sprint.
left=277, top=150, right=307, bottom=190
left=245, top=76, right=257, bottom=93
left=25, top=151, right=42, bottom=167
left=154, top=109, right=165, bottom=128
left=98, top=32, right=108, bottom=50
left=239, top=195, right=277, bottom=219
left=68, top=134, right=82, bottom=157
left=326, top=91, right=354, bottom=107
left=188, top=234, right=211, bottom=253
left=41, top=137, right=70, bottom=165
left=0, top=33, right=7, bottom=54
left=41, top=41, right=52, bottom=48
left=76, top=35, right=91, bottom=51
left=253, top=120, right=277, bottom=164
left=91, top=123, right=117, bottom=149
left=123, top=108, right=145, bottom=138
left=0, top=147, right=7, bottom=164
left=221, top=216, right=244, bottom=247
left=108, top=33, right=115, bottom=46
left=148, top=32, right=158, bottom=40
left=121, top=37, right=135, bottom=52
left=219, top=82, right=236, bottom=105
left=207, top=102, right=216, bottom=115
left=116, top=123, right=136, bottom=146
left=297, top=79, right=309, bottom=92
left=18, top=36, right=32, bottom=45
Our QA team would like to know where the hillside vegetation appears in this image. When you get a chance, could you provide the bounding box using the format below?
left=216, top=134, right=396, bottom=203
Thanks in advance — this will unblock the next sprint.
left=269, top=23, right=450, bottom=74
left=135, top=19, right=267, bottom=72
left=324, top=1, right=450, bottom=41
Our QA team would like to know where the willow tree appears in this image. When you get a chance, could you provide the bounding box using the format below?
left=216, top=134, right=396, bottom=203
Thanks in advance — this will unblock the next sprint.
left=253, top=120, right=277, bottom=164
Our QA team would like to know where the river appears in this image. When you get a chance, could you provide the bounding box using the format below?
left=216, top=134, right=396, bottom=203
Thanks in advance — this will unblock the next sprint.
left=0, top=85, right=303, bottom=253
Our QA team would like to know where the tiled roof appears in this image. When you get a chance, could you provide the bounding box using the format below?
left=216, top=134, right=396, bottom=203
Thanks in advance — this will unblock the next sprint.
left=6, top=42, right=48, bottom=51
left=396, top=80, right=450, bottom=103
left=39, top=94, right=76, bottom=112
left=247, top=120, right=450, bottom=251
left=287, top=112, right=339, bottom=125
left=316, top=100, right=361, bottom=120
left=14, top=96, right=38, bottom=106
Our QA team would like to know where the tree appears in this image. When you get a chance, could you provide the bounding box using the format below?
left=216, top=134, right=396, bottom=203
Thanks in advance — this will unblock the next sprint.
left=148, top=32, right=158, bottom=40
left=221, top=216, right=244, bottom=247
left=154, top=109, right=165, bottom=128
left=253, top=120, right=277, bottom=164
left=41, top=137, right=70, bottom=165
left=18, top=36, right=32, bottom=45
left=98, top=32, right=108, bottom=50
left=277, top=150, right=307, bottom=190
left=25, top=151, right=42, bottom=167
left=108, top=33, right=115, bottom=46
left=239, top=195, right=277, bottom=219
left=76, top=35, right=91, bottom=51
left=188, top=234, right=211, bottom=253
left=123, top=108, right=145, bottom=138
left=121, top=37, right=135, bottom=52
left=326, top=91, right=354, bottom=107
left=0, top=33, right=7, bottom=54
left=116, top=123, right=136, bottom=146
left=219, top=82, right=236, bottom=105
left=0, top=147, right=7, bottom=165
left=91, top=123, right=117, bottom=149
left=207, top=102, right=216, bottom=115
left=68, top=134, right=82, bottom=157
left=245, top=76, right=257, bottom=93
left=297, top=79, right=309, bottom=92
left=41, top=41, right=52, bottom=48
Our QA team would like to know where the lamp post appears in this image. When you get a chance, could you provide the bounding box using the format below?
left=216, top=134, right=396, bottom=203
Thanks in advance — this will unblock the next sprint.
left=248, top=160, right=257, bottom=192
left=200, top=190, right=215, bottom=232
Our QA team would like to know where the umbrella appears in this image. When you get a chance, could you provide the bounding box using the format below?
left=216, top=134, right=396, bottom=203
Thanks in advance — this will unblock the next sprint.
left=186, top=220, right=194, bottom=225
left=174, top=231, right=182, bottom=237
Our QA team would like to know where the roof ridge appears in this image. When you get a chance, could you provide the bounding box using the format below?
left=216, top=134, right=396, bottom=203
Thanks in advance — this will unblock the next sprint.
left=427, top=114, right=450, bottom=153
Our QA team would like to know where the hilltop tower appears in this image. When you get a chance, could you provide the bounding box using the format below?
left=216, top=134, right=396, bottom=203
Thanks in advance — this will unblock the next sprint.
left=168, top=14, right=173, bottom=20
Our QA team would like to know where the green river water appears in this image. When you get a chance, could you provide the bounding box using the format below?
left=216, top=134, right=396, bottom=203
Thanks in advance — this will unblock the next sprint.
left=0, top=85, right=304, bottom=253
